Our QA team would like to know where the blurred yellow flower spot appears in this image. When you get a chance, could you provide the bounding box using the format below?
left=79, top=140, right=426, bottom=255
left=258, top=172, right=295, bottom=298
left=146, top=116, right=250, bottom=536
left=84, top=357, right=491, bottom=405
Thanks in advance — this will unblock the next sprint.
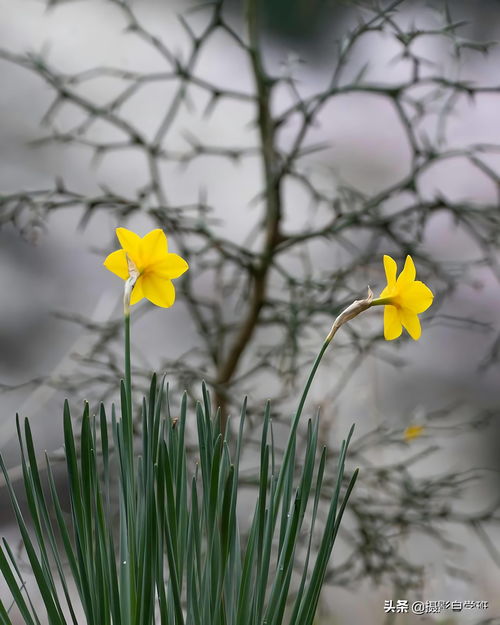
left=376, top=255, right=433, bottom=340
left=104, top=227, right=188, bottom=308
left=404, top=424, right=425, bottom=441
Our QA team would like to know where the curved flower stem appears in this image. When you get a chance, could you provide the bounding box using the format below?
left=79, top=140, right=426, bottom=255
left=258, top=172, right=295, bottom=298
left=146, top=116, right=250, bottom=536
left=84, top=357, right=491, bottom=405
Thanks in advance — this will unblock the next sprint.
left=273, top=290, right=373, bottom=520
left=370, top=296, right=393, bottom=306
left=273, top=338, right=330, bottom=520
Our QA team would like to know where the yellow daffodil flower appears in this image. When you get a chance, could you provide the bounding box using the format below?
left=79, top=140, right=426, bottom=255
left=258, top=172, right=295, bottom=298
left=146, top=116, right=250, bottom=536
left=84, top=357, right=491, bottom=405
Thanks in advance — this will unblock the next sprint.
left=404, top=424, right=425, bottom=441
left=104, top=227, right=188, bottom=308
left=372, top=255, right=433, bottom=341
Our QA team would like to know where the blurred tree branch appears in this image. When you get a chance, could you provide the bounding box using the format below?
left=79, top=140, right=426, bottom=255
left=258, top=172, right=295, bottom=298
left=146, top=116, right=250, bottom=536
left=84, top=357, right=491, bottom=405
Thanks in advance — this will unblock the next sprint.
left=1, top=0, right=500, bottom=607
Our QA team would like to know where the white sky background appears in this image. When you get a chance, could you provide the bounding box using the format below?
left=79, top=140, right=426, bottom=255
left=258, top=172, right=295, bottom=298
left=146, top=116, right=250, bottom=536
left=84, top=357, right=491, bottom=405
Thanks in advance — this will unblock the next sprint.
left=1, top=0, right=500, bottom=622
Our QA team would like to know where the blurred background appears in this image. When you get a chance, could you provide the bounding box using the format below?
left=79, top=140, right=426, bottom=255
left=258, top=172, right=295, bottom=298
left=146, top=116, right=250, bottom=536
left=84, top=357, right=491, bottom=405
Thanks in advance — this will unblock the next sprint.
left=1, top=0, right=500, bottom=623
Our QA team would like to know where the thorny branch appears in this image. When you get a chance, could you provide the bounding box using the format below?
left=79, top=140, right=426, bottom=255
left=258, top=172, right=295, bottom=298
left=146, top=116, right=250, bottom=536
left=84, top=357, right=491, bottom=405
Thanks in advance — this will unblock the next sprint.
left=1, top=0, right=500, bottom=601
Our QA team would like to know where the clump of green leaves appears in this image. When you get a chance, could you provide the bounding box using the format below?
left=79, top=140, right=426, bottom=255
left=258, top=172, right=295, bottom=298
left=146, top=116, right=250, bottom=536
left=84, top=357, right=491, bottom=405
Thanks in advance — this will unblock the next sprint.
left=0, top=376, right=356, bottom=624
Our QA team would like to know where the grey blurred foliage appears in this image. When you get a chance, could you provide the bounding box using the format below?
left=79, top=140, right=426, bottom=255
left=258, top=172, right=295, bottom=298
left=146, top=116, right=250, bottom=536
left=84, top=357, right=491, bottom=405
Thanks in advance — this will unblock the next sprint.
left=1, top=0, right=500, bottom=619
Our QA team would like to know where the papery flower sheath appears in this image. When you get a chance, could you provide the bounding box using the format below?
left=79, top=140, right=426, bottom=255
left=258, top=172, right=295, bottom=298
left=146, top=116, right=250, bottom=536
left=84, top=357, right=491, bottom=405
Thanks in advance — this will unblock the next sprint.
left=104, top=227, right=188, bottom=308
left=376, top=255, right=433, bottom=340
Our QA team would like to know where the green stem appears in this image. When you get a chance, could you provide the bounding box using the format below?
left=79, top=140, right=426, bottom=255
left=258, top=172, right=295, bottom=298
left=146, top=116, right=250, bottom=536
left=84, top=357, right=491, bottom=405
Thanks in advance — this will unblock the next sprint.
left=124, top=311, right=132, bottom=419
left=123, top=277, right=135, bottom=469
left=273, top=339, right=330, bottom=520
left=123, top=273, right=135, bottom=425
left=370, top=296, right=393, bottom=306
left=272, top=289, right=374, bottom=519
left=292, top=340, right=330, bottom=434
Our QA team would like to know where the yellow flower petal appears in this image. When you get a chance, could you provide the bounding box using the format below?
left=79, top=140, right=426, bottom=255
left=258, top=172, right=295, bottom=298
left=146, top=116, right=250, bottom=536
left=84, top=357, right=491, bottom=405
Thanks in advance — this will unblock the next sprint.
left=383, top=255, right=397, bottom=289
left=396, top=255, right=416, bottom=288
left=377, top=254, right=432, bottom=341
left=116, top=227, right=142, bottom=262
left=142, top=273, right=175, bottom=308
left=150, top=254, right=189, bottom=279
left=400, top=281, right=434, bottom=314
left=104, top=226, right=188, bottom=309
left=141, top=229, right=168, bottom=261
left=404, top=424, right=424, bottom=441
left=399, top=308, right=421, bottom=340
left=103, top=249, right=129, bottom=279
left=130, top=275, right=145, bottom=305
left=384, top=305, right=402, bottom=340
left=378, top=285, right=391, bottom=299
